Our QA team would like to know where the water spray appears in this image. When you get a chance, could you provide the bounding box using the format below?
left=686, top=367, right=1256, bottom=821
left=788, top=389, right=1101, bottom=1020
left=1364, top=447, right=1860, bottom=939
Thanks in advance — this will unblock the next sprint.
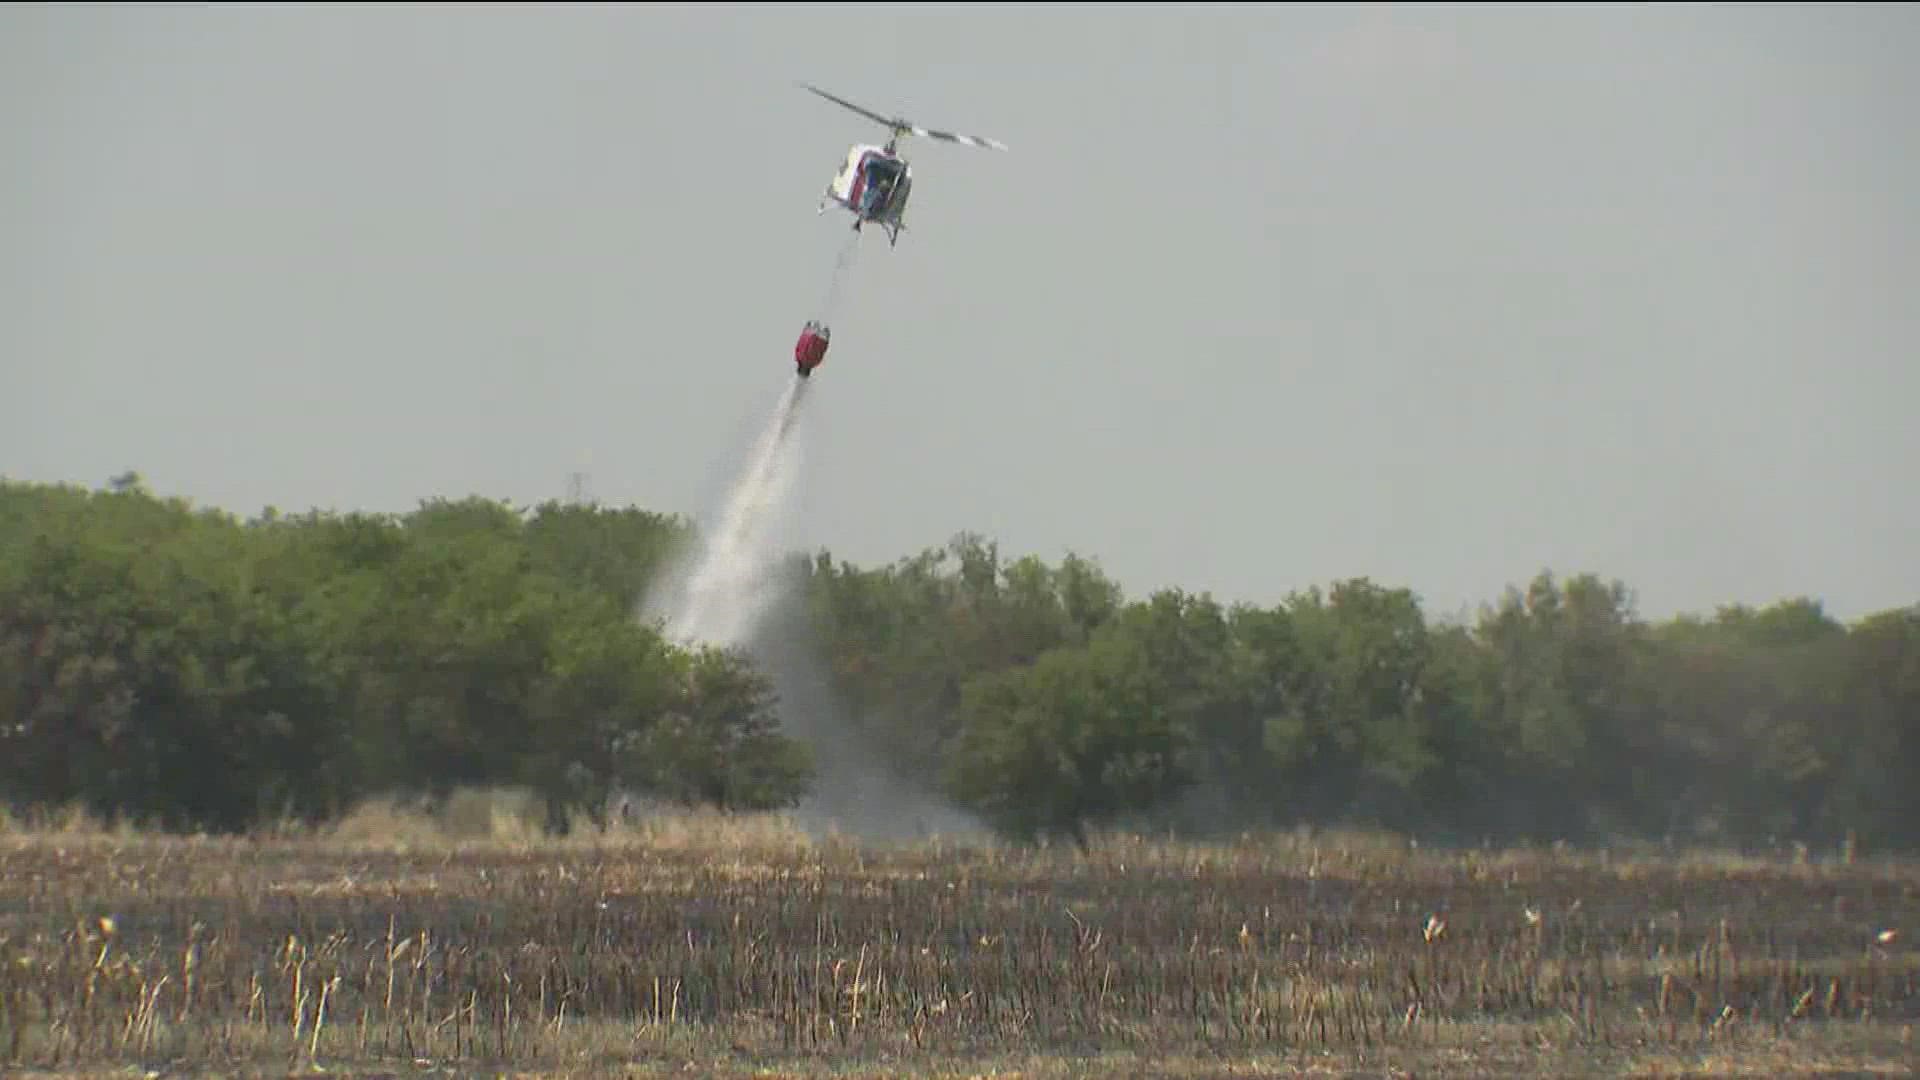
left=658, top=375, right=812, bottom=651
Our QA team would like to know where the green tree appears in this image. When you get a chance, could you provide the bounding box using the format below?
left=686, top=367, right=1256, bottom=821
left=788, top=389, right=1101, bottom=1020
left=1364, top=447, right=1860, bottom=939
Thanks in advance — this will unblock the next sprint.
left=615, top=645, right=814, bottom=810
left=947, top=600, right=1202, bottom=848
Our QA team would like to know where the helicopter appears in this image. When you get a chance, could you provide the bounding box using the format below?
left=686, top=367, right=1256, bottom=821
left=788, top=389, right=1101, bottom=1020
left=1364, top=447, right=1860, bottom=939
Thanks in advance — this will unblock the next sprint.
left=800, top=83, right=1007, bottom=247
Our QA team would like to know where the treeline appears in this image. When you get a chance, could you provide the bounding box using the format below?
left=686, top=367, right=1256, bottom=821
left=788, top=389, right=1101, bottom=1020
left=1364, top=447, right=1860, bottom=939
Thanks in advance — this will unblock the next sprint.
left=0, top=475, right=810, bottom=833
left=3, top=476, right=1917, bottom=851
left=793, top=536, right=1919, bottom=850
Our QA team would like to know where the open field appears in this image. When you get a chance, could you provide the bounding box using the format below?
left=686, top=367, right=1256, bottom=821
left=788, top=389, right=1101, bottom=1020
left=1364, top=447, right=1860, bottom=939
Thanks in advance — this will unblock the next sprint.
left=2, top=797, right=1917, bottom=1077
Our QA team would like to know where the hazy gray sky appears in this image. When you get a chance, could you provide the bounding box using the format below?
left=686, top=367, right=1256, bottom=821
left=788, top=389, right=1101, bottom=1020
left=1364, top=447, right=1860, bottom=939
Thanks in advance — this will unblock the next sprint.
left=5, top=3, right=1916, bottom=623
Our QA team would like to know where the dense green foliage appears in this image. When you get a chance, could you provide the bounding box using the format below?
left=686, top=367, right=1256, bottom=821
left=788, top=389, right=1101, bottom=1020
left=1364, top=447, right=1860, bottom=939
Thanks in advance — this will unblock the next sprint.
left=0, top=475, right=809, bottom=833
left=797, top=535, right=1920, bottom=851
left=4, top=476, right=1916, bottom=850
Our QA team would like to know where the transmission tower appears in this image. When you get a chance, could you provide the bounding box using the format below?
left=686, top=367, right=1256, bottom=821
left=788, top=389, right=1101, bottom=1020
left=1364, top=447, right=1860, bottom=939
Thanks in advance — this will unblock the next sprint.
left=566, top=449, right=594, bottom=506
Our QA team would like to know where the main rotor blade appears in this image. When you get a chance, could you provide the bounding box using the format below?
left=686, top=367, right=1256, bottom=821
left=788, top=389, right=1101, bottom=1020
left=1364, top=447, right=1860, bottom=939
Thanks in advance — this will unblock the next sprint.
left=800, top=82, right=1008, bottom=151
left=799, top=82, right=901, bottom=132
left=909, top=125, right=1009, bottom=151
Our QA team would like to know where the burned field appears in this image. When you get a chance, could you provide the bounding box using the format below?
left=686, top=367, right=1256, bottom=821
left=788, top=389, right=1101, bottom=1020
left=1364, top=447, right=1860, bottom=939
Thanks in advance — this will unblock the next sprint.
left=2, top=821, right=1916, bottom=1077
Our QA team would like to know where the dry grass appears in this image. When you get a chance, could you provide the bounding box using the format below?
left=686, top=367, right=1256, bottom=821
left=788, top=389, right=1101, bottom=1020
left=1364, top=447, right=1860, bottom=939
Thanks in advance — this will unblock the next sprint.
left=1, top=791, right=1916, bottom=1076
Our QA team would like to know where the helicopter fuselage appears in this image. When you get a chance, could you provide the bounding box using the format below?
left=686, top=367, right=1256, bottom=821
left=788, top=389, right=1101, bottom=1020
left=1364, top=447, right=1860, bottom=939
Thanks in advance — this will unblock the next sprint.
left=818, top=144, right=914, bottom=246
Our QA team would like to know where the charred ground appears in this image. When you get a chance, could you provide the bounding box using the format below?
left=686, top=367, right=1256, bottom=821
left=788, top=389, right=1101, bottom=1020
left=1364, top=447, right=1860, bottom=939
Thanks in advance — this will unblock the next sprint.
left=1, top=810, right=1915, bottom=1076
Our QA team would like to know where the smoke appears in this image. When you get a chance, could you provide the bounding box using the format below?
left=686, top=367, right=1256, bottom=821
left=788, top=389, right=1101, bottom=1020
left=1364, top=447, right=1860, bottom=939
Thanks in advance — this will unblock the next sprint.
left=741, top=579, right=993, bottom=845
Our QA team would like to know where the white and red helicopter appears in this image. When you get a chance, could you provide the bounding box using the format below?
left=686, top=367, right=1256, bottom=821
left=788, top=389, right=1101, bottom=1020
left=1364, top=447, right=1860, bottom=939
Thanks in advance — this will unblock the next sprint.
left=800, top=82, right=1007, bottom=249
